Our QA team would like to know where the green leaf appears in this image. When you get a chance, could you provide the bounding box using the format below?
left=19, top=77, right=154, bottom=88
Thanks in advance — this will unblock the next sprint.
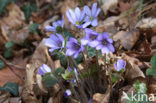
left=146, top=68, right=156, bottom=77
left=61, top=69, right=74, bottom=80
left=146, top=55, right=156, bottom=77
left=133, top=80, right=147, bottom=94
left=5, top=41, right=14, bottom=49
left=0, top=59, right=5, bottom=69
left=111, top=73, right=120, bottom=83
left=54, top=67, right=65, bottom=78
left=42, top=73, right=58, bottom=88
left=56, top=53, right=67, bottom=67
left=28, top=23, right=39, bottom=33
left=150, top=55, right=156, bottom=69
left=21, top=3, right=37, bottom=21
left=63, top=31, right=74, bottom=38
left=75, top=53, right=83, bottom=64
left=87, top=46, right=102, bottom=58
left=4, top=48, right=13, bottom=59
left=0, top=0, right=14, bottom=15
left=0, top=82, right=19, bottom=96
left=126, top=80, right=150, bottom=103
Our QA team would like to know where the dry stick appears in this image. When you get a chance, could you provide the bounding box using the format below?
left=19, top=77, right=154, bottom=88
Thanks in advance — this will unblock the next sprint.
left=96, top=50, right=102, bottom=91
left=0, top=55, right=24, bottom=82
left=82, top=52, right=93, bottom=95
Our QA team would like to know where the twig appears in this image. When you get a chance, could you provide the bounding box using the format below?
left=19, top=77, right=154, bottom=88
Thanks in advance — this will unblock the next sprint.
left=0, top=55, right=24, bottom=82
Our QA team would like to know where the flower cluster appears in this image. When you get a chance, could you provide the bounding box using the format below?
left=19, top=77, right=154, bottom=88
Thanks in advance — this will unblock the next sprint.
left=81, top=28, right=115, bottom=54
left=66, top=2, right=101, bottom=28
left=42, top=1, right=127, bottom=101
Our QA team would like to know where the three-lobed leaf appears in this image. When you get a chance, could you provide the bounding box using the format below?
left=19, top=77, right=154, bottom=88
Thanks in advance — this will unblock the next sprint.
left=42, top=73, right=58, bottom=88
left=21, top=3, right=37, bottom=21
left=0, top=59, right=5, bottom=69
left=0, top=82, right=19, bottom=96
left=146, top=55, right=156, bottom=77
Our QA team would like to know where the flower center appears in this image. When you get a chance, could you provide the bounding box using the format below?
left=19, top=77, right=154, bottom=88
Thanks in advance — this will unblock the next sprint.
left=90, top=35, right=97, bottom=40
left=73, top=43, right=80, bottom=50
left=102, top=40, right=108, bottom=45
left=56, top=26, right=63, bottom=33
left=90, top=17, right=94, bottom=20
left=75, top=21, right=80, bottom=25
left=58, top=41, right=62, bottom=47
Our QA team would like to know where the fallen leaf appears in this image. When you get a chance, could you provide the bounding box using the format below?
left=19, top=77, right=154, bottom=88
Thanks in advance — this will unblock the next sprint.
left=113, top=30, right=140, bottom=50
left=92, top=86, right=111, bottom=103
left=135, top=18, right=156, bottom=29
left=0, top=2, right=29, bottom=44
left=0, top=67, right=25, bottom=86
left=100, top=0, right=118, bottom=14
left=122, top=54, right=145, bottom=81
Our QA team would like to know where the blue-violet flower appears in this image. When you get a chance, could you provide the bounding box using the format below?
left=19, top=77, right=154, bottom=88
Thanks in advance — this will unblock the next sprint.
left=96, top=32, right=115, bottom=54
left=83, top=2, right=101, bottom=28
left=38, top=64, right=51, bottom=75
left=66, top=7, right=85, bottom=28
left=64, top=89, right=71, bottom=97
left=66, top=37, right=84, bottom=58
left=45, top=16, right=64, bottom=32
left=114, top=59, right=126, bottom=71
left=45, top=33, right=65, bottom=52
left=81, top=28, right=99, bottom=47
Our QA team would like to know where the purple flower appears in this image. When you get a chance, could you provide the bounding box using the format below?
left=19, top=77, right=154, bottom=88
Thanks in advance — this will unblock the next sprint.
left=66, top=7, right=85, bottom=28
left=45, top=33, right=65, bottom=52
left=88, top=98, right=92, bottom=103
left=45, top=16, right=64, bottom=32
left=38, top=64, right=51, bottom=75
left=96, top=32, right=115, bottom=54
left=66, top=37, right=84, bottom=58
left=114, top=59, right=126, bottom=71
left=83, top=2, right=101, bottom=28
left=64, top=89, right=71, bottom=97
left=81, top=28, right=99, bottom=47
left=68, top=67, right=72, bottom=72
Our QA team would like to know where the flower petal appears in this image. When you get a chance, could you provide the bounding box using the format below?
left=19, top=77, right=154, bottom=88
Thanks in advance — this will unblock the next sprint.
left=91, top=19, right=98, bottom=26
left=66, top=49, right=75, bottom=56
left=92, top=2, right=97, bottom=16
left=107, top=38, right=113, bottom=43
left=88, top=40, right=99, bottom=47
left=82, top=21, right=91, bottom=28
left=101, top=47, right=110, bottom=54
left=69, top=9, right=77, bottom=22
left=43, top=64, right=51, bottom=72
left=96, top=44, right=103, bottom=50
left=102, top=32, right=109, bottom=39
left=84, top=6, right=91, bottom=16
left=97, top=34, right=104, bottom=40
left=53, top=22, right=59, bottom=28
left=95, top=8, right=101, bottom=17
left=69, top=37, right=78, bottom=43
left=81, top=37, right=89, bottom=45
left=56, top=33, right=64, bottom=42
left=107, top=44, right=115, bottom=52
left=45, top=38, right=58, bottom=48
left=66, top=11, right=74, bottom=24
left=73, top=52, right=79, bottom=58
left=80, top=9, right=85, bottom=21
left=45, top=25, right=56, bottom=31
left=75, top=7, right=81, bottom=20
